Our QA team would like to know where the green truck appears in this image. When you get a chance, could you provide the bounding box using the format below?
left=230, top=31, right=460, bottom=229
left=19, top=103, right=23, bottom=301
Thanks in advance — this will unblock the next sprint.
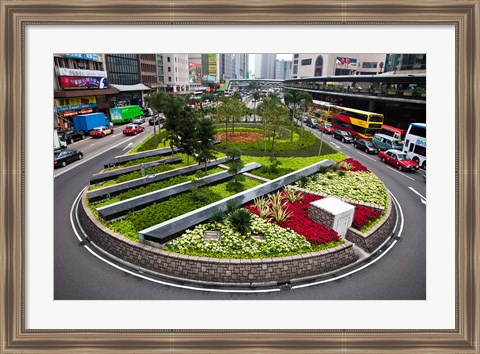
left=109, top=105, right=143, bottom=124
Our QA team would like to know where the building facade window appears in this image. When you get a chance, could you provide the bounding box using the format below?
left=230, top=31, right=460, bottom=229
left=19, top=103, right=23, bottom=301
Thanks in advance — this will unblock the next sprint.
left=362, top=62, right=378, bottom=68
left=314, top=55, right=323, bottom=76
left=301, top=58, right=312, bottom=66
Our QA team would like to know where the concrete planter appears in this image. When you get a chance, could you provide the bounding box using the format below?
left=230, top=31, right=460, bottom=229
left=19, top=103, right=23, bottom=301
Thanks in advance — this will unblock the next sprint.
left=79, top=192, right=358, bottom=285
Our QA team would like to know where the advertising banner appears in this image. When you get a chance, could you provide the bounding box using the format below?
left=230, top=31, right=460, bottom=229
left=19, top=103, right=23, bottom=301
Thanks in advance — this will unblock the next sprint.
left=208, top=54, right=217, bottom=76
left=188, top=62, right=202, bottom=83
left=59, top=76, right=108, bottom=89
left=55, top=96, right=97, bottom=112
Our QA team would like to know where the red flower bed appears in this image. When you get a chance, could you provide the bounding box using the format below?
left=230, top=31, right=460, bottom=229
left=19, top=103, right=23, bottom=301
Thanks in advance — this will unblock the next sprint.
left=338, top=158, right=370, bottom=172
left=245, top=190, right=382, bottom=245
left=352, top=205, right=382, bottom=229
left=218, top=131, right=263, bottom=143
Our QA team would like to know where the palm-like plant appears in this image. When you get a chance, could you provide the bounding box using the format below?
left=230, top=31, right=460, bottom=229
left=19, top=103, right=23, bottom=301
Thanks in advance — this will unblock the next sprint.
left=283, top=90, right=312, bottom=141
left=229, top=208, right=252, bottom=236
left=283, top=186, right=303, bottom=202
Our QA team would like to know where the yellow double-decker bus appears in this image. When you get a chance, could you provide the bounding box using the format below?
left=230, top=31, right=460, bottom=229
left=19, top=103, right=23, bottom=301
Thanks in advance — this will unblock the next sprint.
left=331, top=106, right=384, bottom=140
left=308, top=100, right=337, bottom=124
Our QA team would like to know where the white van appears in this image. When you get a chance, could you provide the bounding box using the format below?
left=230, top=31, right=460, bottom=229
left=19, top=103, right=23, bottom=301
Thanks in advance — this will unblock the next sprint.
left=372, top=134, right=404, bottom=151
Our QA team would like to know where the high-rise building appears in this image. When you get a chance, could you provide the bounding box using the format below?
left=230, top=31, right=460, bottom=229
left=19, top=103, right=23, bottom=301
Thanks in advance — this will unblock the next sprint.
left=218, top=54, right=233, bottom=81
left=104, top=54, right=141, bottom=85
left=384, top=54, right=426, bottom=74
left=291, top=53, right=387, bottom=78
left=254, top=54, right=276, bottom=79
left=232, top=54, right=249, bottom=79
left=139, top=54, right=158, bottom=87
left=275, top=59, right=292, bottom=80
left=54, top=53, right=113, bottom=129
left=162, top=54, right=190, bottom=92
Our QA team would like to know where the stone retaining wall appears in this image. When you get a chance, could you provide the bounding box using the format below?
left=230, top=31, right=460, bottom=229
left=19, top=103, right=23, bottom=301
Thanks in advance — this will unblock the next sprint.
left=79, top=193, right=358, bottom=284
left=345, top=194, right=396, bottom=253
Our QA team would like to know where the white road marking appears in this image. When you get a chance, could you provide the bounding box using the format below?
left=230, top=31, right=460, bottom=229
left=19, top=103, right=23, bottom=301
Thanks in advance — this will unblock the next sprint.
left=70, top=189, right=279, bottom=294
left=363, top=155, right=377, bottom=162
left=123, top=142, right=133, bottom=151
left=409, top=187, right=427, bottom=204
left=89, top=143, right=95, bottom=146
left=293, top=190, right=404, bottom=289
left=54, top=135, right=140, bottom=178
left=384, top=164, right=416, bottom=181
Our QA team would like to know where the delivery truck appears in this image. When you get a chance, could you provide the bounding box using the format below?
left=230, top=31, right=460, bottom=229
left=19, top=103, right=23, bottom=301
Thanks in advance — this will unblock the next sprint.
left=109, top=105, right=143, bottom=124
left=72, top=113, right=109, bottom=134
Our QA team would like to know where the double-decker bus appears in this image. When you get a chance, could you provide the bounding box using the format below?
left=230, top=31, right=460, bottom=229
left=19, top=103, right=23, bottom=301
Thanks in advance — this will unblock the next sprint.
left=331, top=107, right=384, bottom=140
left=403, top=122, right=426, bottom=169
left=308, top=100, right=337, bottom=123
left=379, top=124, right=405, bottom=140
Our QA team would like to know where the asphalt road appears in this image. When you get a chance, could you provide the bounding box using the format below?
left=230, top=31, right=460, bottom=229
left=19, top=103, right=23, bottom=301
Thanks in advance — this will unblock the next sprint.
left=54, top=122, right=426, bottom=300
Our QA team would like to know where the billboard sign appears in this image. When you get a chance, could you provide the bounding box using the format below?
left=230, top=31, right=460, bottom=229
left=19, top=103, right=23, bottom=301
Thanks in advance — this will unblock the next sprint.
left=189, top=62, right=202, bottom=83
left=59, top=76, right=108, bottom=89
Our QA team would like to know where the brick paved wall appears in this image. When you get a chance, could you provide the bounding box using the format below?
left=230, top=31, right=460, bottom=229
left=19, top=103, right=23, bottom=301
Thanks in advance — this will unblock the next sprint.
left=345, top=194, right=396, bottom=253
left=79, top=193, right=358, bottom=284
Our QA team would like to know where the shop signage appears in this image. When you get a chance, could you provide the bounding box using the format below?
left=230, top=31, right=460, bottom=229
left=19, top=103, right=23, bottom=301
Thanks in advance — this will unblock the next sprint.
left=59, top=76, right=108, bottom=89
left=57, top=67, right=107, bottom=77
left=55, top=96, right=97, bottom=112
left=66, top=54, right=101, bottom=61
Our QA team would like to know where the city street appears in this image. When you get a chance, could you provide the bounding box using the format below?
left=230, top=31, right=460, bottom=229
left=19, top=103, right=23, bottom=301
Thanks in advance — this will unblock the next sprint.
left=54, top=121, right=426, bottom=300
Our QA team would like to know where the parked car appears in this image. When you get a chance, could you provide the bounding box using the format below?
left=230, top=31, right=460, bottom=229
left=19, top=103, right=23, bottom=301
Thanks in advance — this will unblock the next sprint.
left=353, top=139, right=379, bottom=154
left=123, top=124, right=145, bottom=135
left=332, top=129, right=355, bottom=143
left=305, top=118, right=318, bottom=129
left=90, top=126, right=114, bottom=138
left=54, top=149, right=83, bottom=168
left=378, top=149, right=420, bottom=171
left=132, top=116, right=145, bottom=124
left=58, top=129, right=85, bottom=144
left=148, top=114, right=166, bottom=126
left=318, top=122, right=335, bottom=134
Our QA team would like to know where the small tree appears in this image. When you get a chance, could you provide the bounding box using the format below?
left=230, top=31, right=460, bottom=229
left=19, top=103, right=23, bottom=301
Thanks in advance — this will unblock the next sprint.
left=226, top=147, right=246, bottom=192
left=194, top=118, right=217, bottom=172
left=262, top=97, right=291, bottom=157
left=170, top=107, right=198, bottom=164
left=216, top=96, right=245, bottom=148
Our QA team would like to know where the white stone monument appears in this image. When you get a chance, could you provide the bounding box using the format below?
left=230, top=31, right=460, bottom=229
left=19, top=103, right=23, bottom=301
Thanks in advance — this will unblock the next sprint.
left=308, top=197, right=355, bottom=237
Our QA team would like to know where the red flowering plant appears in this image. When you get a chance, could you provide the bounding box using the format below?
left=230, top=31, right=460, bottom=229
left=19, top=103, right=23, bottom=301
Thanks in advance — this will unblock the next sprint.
left=352, top=205, right=382, bottom=229
left=337, top=158, right=370, bottom=172
left=245, top=189, right=382, bottom=245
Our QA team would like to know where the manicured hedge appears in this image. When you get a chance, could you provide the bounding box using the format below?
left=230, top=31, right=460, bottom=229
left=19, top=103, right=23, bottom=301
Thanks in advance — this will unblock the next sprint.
left=242, top=153, right=346, bottom=180
left=90, top=168, right=225, bottom=208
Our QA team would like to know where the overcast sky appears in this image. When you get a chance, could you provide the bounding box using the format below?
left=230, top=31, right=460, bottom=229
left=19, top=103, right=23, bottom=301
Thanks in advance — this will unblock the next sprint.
left=248, top=54, right=293, bottom=74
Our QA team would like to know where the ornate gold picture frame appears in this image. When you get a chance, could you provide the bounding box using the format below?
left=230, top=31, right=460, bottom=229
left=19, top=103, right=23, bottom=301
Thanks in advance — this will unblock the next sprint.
left=1, top=0, right=479, bottom=352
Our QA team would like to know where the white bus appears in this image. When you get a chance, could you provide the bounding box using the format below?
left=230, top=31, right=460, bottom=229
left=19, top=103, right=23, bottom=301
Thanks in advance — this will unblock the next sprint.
left=403, top=123, right=426, bottom=169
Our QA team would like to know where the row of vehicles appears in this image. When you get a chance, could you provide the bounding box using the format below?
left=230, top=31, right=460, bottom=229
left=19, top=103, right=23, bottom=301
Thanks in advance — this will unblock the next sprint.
left=307, top=100, right=426, bottom=170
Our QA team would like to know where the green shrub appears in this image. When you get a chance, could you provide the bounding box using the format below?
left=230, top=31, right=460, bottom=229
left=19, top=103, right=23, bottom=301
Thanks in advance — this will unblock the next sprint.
left=229, top=209, right=252, bottom=236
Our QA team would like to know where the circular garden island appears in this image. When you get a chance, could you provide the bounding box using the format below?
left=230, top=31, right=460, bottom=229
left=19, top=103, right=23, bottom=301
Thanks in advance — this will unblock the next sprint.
left=80, top=126, right=396, bottom=286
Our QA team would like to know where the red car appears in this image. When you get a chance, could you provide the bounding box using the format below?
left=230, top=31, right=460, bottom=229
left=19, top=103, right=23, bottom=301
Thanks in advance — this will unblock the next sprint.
left=378, top=149, right=420, bottom=172
left=318, top=122, right=335, bottom=134
left=90, top=126, right=114, bottom=138
left=123, top=124, right=145, bottom=135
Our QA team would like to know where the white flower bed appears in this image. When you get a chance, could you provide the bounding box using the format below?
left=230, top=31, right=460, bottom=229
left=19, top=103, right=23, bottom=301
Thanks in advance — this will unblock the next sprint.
left=299, top=171, right=387, bottom=207
left=165, top=214, right=313, bottom=258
